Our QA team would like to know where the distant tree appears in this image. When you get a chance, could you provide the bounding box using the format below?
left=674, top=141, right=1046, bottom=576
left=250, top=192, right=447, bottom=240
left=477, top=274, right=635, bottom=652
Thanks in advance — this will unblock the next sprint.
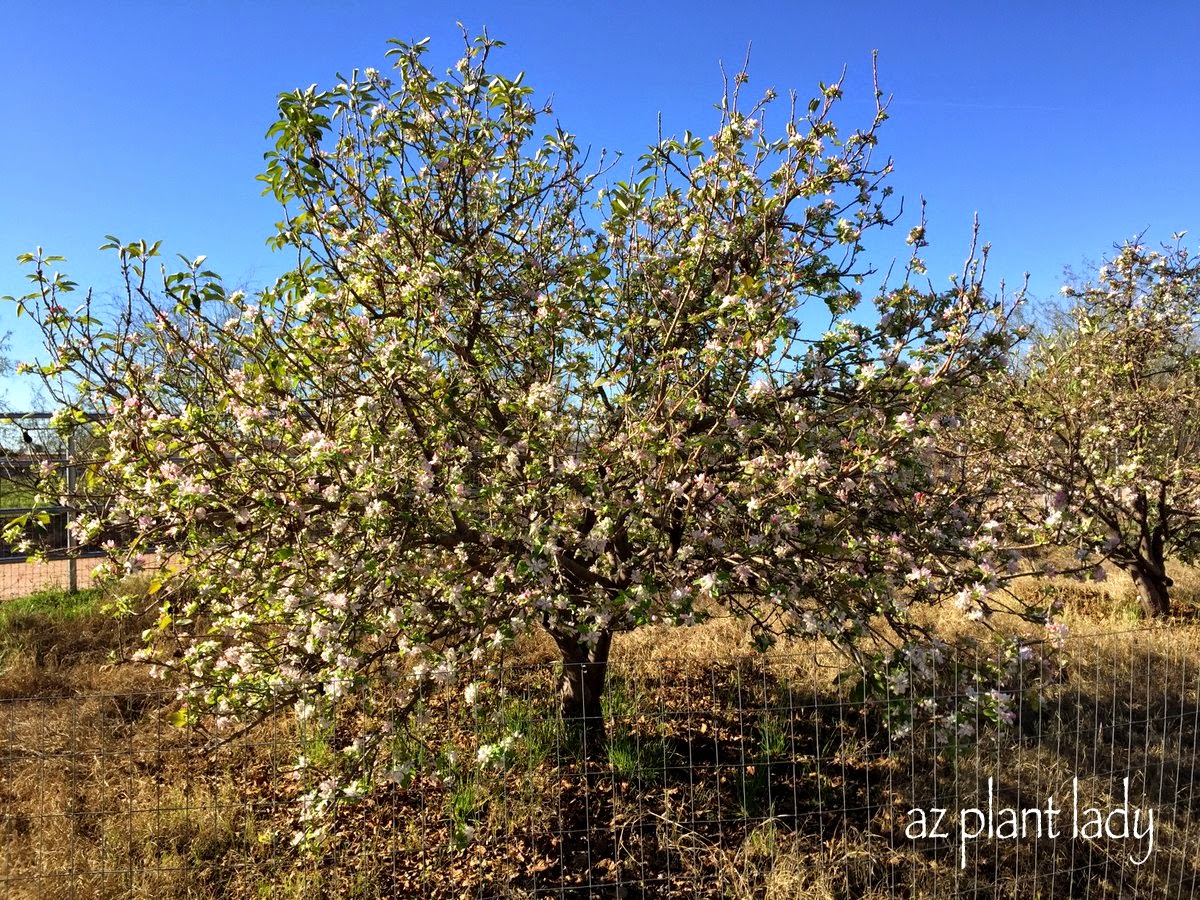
left=989, top=239, right=1200, bottom=617
left=11, top=33, right=1051, bottom=828
left=0, top=331, right=10, bottom=406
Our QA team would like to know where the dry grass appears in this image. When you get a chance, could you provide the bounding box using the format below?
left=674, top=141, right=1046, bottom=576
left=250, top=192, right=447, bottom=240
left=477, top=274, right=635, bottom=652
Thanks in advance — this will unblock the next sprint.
left=0, top=577, right=295, bottom=899
left=1, top=572, right=1199, bottom=898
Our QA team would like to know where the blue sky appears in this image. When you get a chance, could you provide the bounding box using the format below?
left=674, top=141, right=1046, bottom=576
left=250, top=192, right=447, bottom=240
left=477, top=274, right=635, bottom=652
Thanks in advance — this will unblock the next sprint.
left=2, top=1, right=1198, bottom=407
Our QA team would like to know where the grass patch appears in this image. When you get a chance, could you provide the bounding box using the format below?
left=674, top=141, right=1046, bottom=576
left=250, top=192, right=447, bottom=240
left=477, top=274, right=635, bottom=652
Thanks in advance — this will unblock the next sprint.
left=0, top=474, right=39, bottom=510
left=0, top=576, right=154, bottom=696
left=0, top=585, right=102, bottom=626
left=0, top=586, right=106, bottom=678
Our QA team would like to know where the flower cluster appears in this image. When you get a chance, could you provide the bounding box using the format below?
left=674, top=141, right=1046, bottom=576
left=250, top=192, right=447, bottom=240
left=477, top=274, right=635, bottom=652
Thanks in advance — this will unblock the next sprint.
left=858, top=630, right=1065, bottom=747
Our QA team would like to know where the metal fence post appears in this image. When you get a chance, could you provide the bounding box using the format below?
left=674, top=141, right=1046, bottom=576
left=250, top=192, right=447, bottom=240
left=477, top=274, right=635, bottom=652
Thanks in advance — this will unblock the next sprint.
left=66, top=427, right=77, bottom=593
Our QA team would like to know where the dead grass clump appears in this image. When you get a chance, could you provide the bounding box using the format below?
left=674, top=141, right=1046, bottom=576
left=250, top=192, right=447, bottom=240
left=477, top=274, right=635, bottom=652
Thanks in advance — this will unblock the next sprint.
left=1167, top=561, right=1200, bottom=615
left=613, top=610, right=758, bottom=666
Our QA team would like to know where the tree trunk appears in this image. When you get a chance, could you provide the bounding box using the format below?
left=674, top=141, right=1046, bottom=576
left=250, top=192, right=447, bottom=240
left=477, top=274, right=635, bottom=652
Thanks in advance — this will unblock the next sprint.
left=1129, top=561, right=1172, bottom=619
left=552, top=629, right=612, bottom=752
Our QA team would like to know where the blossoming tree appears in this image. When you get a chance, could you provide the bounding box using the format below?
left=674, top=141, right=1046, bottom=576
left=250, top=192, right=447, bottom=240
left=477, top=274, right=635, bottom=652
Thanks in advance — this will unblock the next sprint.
left=987, top=239, right=1200, bottom=617
left=11, top=33, right=1051, bottom=820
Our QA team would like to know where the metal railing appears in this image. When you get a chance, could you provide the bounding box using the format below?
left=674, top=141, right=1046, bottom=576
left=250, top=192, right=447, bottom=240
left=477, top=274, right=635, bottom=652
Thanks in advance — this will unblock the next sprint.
left=0, top=411, right=105, bottom=596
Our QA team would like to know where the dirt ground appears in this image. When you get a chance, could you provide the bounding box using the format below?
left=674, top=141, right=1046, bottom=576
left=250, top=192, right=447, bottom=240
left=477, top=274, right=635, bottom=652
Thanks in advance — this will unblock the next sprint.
left=0, top=557, right=105, bottom=600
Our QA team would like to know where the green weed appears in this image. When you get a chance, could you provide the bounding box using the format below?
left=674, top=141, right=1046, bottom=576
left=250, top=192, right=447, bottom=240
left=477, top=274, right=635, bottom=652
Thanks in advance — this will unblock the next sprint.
left=0, top=585, right=102, bottom=626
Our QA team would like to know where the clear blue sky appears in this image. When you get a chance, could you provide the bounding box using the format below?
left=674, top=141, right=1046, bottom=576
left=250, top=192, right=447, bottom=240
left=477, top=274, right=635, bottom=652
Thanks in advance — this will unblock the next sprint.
left=3, top=1, right=1198, bottom=407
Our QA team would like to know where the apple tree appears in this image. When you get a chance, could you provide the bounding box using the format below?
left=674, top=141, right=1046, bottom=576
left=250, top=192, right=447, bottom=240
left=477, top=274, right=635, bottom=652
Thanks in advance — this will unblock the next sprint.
left=11, top=33, right=1053, bottom=826
left=986, top=239, right=1200, bottom=617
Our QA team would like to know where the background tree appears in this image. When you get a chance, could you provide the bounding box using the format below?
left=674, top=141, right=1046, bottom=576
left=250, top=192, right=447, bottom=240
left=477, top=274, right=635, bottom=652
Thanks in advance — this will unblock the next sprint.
left=11, top=33, right=1050, bottom=824
left=986, top=239, right=1200, bottom=617
left=0, top=331, right=10, bottom=405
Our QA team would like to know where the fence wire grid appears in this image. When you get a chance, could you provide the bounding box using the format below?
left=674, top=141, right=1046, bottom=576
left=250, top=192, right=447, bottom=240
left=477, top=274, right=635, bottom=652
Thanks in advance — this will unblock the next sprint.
left=1, top=412, right=98, bottom=600
left=2, top=624, right=1198, bottom=899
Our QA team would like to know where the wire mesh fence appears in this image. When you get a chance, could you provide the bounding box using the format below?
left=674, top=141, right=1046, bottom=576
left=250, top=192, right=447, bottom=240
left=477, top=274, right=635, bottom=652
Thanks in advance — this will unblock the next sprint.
left=1, top=624, right=1198, bottom=898
left=0, top=412, right=107, bottom=600
left=0, top=558, right=107, bottom=601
